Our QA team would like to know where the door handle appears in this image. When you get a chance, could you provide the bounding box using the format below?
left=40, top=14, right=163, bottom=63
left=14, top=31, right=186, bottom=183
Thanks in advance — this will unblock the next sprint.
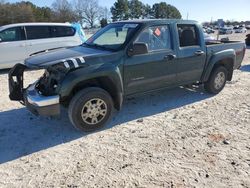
left=19, top=43, right=26, bottom=47
left=195, top=50, right=205, bottom=56
left=164, top=54, right=176, bottom=61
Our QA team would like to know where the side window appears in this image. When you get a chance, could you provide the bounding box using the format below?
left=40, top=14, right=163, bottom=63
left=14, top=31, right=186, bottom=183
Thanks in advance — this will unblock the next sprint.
left=0, top=27, right=25, bottom=42
left=51, top=26, right=76, bottom=37
left=135, top=25, right=171, bottom=51
left=177, top=24, right=199, bottom=47
left=26, top=26, right=51, bottom=40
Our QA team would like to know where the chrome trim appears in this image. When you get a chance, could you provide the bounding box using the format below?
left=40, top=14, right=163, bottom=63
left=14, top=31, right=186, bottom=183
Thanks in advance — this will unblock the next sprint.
left=26, top=83, right=59, bottom=107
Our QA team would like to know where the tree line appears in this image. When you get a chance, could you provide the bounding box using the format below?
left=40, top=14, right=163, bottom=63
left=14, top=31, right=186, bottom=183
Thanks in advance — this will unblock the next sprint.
left=0, top=0, right=182, bottom=27
left=111, top=0, right=181, bottom=21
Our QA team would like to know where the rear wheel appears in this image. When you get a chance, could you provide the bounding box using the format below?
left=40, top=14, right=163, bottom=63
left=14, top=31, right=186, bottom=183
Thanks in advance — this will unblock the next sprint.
left=68, top=87, right=113, bottom=132
left=204, top=66, right=228, bottom=94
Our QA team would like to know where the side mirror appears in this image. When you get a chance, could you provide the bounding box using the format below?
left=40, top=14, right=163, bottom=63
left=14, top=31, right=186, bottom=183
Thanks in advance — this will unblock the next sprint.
left=128, top=42, right=149, bottom=56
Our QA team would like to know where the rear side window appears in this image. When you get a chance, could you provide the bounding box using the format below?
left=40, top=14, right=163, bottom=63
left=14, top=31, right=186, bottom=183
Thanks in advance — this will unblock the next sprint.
left=177, top=24, right=199, bottom=47
left=51, top=26, right=76, bottom=37
left=26, top=26, right=50, bottom=40
left=0, top=27, right=25, bottom=42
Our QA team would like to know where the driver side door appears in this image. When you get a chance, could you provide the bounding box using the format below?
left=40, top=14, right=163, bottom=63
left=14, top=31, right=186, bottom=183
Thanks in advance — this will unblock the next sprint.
left=123, top=25, right=178, bottom=95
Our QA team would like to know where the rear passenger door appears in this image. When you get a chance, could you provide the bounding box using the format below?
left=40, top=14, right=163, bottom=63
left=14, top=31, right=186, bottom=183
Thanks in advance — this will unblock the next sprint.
left=25, top=25, right=80, bottom=56
left=25, top=26, right=57, bottom=56
left=176, top=24, right=206, bottom=84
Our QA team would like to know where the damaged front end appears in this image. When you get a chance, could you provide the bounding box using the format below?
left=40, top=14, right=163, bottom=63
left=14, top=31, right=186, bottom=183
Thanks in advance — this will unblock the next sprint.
left=36, top=63, right=68, bottom=96
left=8, top=63, right=69, bottom=116
left=9, top=55, right=88, bottom=116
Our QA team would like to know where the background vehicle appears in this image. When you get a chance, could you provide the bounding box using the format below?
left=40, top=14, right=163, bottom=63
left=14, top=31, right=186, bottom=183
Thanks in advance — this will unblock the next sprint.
left=206, top=28, right=215, bottom=34
left=219, top=27, right=234, bottom=34
left=204, top=33, right=216, bottom=42
left=0, top=23, right=82, bottom=69
left=235, top=27, right=247, bottom=33
left=246, top=25, right=250, bottom=30
left=9, top=19, right=246, bottom=132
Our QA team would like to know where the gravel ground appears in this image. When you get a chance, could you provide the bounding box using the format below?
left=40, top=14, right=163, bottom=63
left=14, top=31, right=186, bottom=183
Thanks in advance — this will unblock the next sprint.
left=0, top=32, right=249, bottom=188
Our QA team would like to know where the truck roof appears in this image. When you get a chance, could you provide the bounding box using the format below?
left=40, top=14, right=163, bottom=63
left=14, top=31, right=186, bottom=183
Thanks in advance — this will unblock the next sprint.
left=116, top=19, right=198, bottom=25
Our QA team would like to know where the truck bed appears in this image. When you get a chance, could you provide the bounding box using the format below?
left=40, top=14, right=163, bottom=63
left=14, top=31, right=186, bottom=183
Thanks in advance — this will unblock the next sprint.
left=206, top=40, right=246, bottom=69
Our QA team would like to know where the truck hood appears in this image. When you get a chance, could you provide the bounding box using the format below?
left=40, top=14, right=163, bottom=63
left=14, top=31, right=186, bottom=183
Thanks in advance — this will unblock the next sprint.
left=25, top=45, right=111, bottom=68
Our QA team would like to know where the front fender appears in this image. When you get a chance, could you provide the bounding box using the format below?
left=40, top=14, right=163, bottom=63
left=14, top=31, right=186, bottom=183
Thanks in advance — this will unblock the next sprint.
left=59, top=63, right=123, bottom=102
left=202, top=49, right=236, bottom=82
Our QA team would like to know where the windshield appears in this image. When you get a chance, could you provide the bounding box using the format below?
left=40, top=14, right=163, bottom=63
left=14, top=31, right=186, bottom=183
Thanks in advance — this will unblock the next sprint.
left=84, top=23, right=140, bottom=51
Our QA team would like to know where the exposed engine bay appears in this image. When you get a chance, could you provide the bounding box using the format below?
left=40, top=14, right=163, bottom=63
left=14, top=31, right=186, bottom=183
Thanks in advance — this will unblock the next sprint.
left=9, top=55, right=88, bottom=102
left=9, top=63, right=69, bottom=101
left=36, top=64, right=68, bottom=96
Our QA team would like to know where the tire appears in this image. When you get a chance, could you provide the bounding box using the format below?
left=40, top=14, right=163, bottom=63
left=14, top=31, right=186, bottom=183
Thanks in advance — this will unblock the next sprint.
left=68, top=87, right=114, bottom=132
left=204, top=66, right=228, bottom=94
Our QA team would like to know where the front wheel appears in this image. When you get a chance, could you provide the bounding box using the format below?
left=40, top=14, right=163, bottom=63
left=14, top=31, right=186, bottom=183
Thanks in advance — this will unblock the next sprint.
left=204, top=66, right=228, bottom=94
left=68, top=87, right=114, bottom=132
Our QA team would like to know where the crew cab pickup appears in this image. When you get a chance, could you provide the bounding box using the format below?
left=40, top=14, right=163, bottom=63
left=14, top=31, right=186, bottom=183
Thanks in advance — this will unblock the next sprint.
left=9, top=19, right=246, bottom=132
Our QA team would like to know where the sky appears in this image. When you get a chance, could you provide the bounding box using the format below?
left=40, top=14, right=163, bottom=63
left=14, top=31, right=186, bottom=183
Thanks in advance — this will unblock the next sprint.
left=7, top=0, right=250, bottom=23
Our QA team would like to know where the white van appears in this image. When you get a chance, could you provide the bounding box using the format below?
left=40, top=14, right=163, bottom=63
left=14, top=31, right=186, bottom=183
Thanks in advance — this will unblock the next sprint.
left=0, top=23, right=82, bottom=69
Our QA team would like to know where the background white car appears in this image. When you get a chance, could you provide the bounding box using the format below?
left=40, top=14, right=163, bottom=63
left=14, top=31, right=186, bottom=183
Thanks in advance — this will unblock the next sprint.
left=0, top=23, right=82, bottom=69
left=219, top=27, right=234, bottom=34
left=235, top=27, right=247, bottom=33
left=204, top=33, right=216, bottom=43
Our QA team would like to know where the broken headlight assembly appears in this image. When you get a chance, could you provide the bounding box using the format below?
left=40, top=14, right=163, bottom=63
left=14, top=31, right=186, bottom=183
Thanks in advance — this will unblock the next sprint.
left=36, top=63, right=68, bottom=96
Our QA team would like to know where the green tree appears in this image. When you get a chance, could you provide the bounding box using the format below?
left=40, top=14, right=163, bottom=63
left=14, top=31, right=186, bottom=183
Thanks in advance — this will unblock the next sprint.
left=142, top=4, right=153, bottom=18
left=110, top=0, right=129, bottom=21
left=152, top=2, right=181, bottom=19
left=0, top=1, right=55, bottom=25
left=14, top=2, right=35, bottom=23
left=100, top=18, right=108, bottom=28
left=128, top=0, right=143, bottom=19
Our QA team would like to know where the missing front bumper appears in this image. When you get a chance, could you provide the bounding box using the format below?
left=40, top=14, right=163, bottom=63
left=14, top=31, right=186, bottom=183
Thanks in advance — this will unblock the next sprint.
left=9, top=64, right=60, bottom=116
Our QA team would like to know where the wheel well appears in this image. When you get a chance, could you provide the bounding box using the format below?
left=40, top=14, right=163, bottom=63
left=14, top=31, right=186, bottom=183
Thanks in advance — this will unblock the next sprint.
left=64, top=77, right=122, bottom=110
left=214, top=58, right=234, bottom=81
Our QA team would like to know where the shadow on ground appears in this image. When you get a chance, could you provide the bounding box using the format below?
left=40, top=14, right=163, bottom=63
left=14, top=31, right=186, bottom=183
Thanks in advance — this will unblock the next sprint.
left=0, top=86, right=212, bottom=164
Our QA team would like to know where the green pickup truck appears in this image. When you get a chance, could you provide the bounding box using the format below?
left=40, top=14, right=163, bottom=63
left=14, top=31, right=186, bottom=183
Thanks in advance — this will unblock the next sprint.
left=9, top=19, right=246, bottom=132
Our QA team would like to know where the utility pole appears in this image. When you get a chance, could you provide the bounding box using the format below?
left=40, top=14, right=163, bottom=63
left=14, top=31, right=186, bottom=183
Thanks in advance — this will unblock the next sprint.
left=186, top=12, right=189, bottom=20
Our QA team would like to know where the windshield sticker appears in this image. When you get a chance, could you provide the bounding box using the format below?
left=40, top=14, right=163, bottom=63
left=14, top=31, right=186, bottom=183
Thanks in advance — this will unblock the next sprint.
left=154, top=28, right=161, bottom=36
left=123, top=24, right=138, bottom=28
